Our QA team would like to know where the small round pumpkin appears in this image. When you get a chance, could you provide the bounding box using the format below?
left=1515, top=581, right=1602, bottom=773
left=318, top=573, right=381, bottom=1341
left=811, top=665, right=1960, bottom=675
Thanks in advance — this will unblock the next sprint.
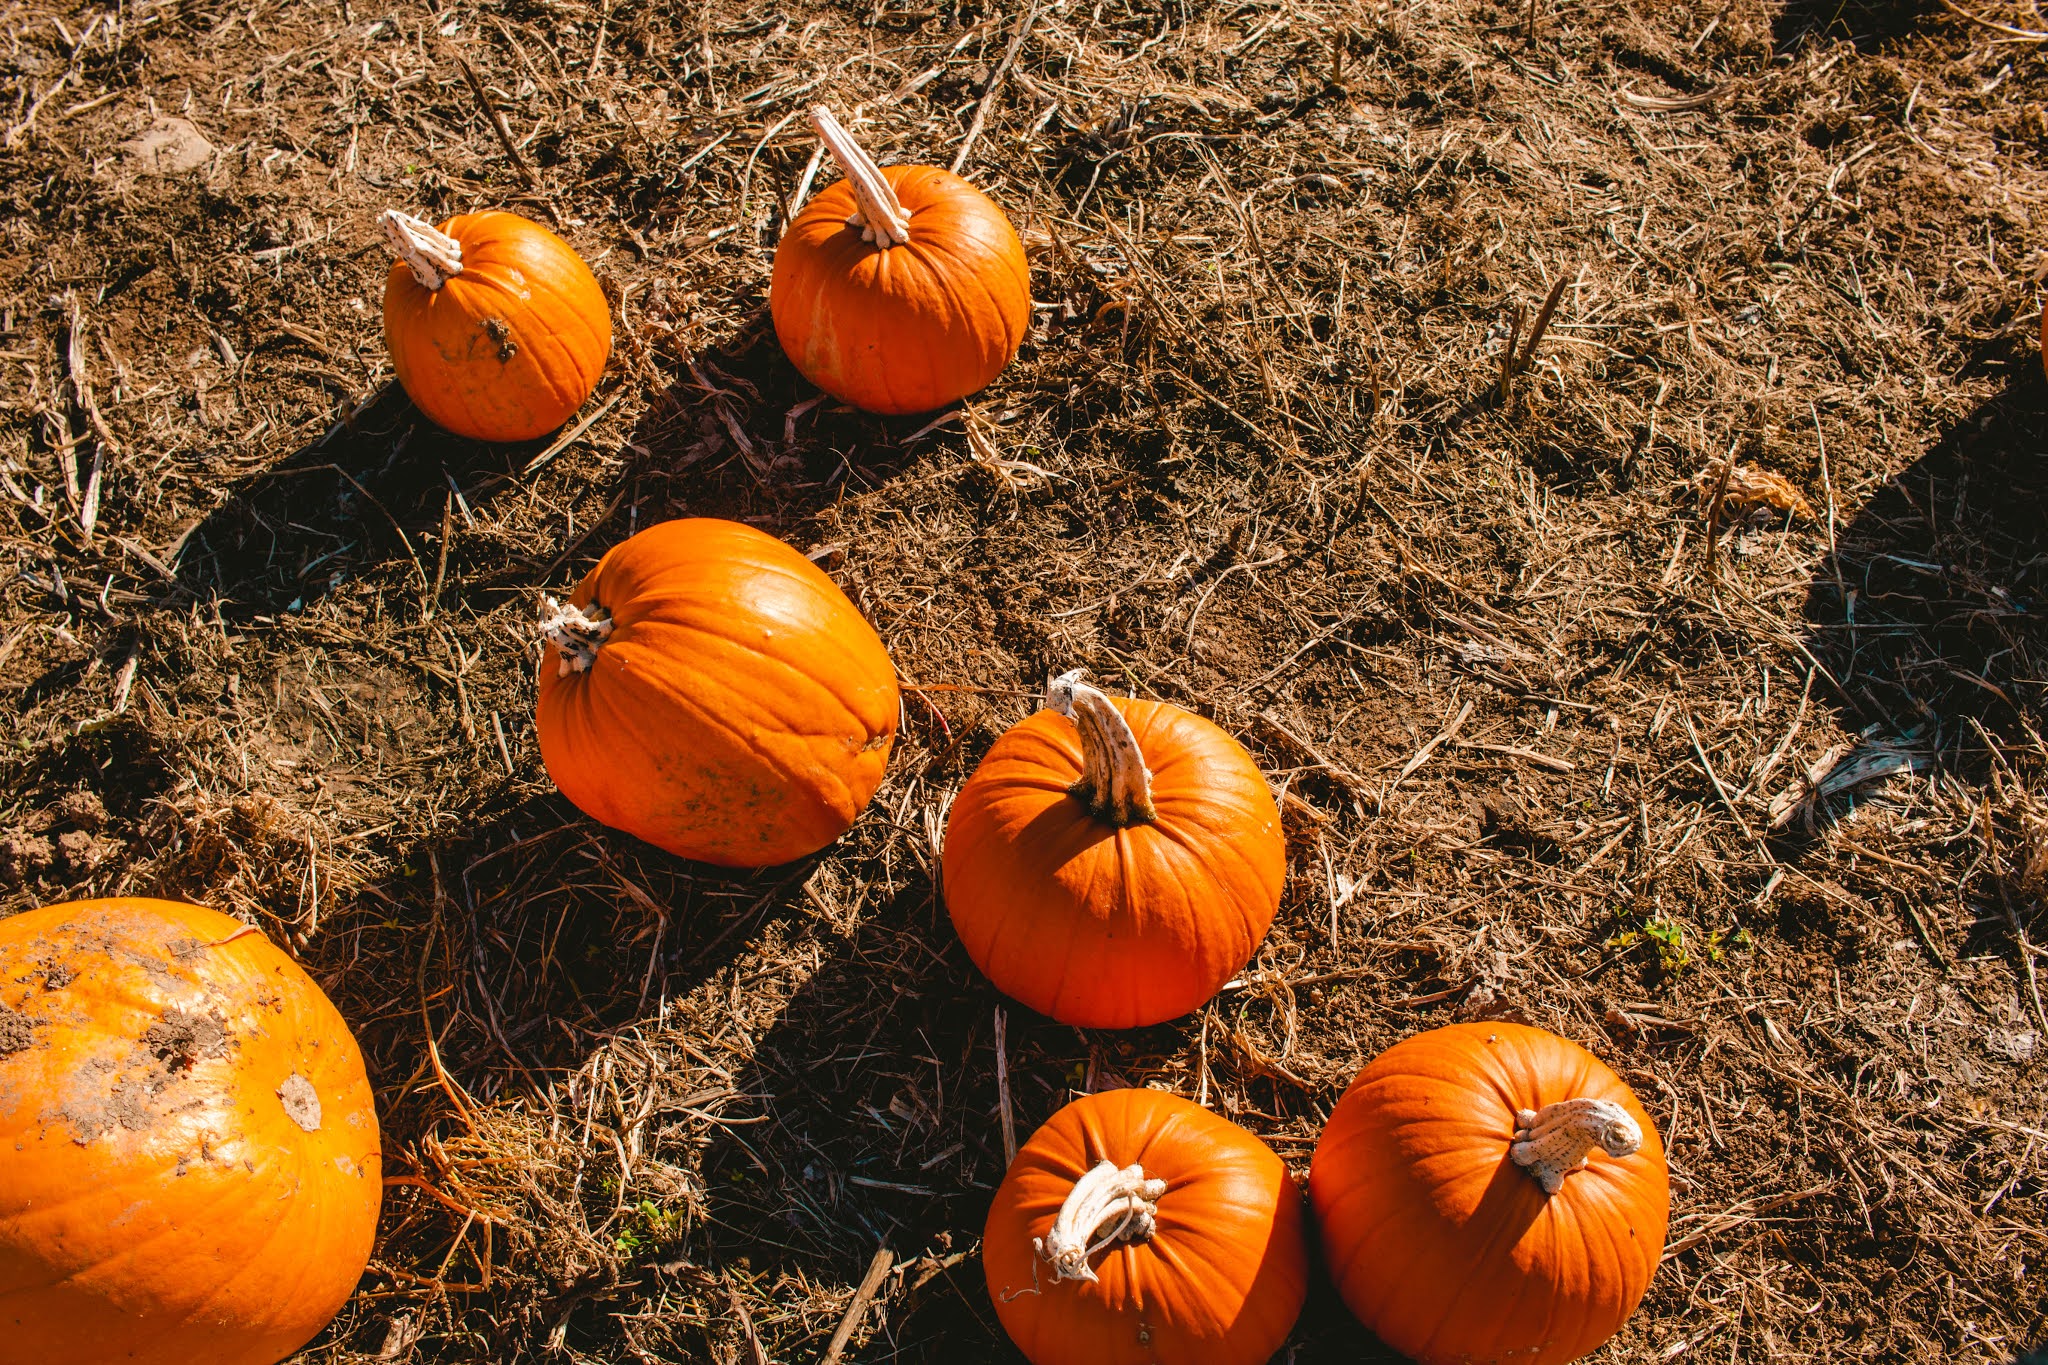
left=1309, top=1022, right=1670, bottom=1365
left=942, top=670, right=1283, bottom=1028
left=770, top=106, right=1030, bottom=415
left=536, top=518, right=900, bottom=868
left=985, top=1088, right=1309, bottom=1365
left=381, top=208, right=611, bottom=442
left=0, top=898, right=381, bottom=1365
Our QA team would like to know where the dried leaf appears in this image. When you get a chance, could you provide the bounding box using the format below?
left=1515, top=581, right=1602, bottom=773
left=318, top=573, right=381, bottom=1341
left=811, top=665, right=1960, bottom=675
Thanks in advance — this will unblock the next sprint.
left=1691, top=461, right=1816, bottom=521
left=1768, top=739, right=1930, bottom=830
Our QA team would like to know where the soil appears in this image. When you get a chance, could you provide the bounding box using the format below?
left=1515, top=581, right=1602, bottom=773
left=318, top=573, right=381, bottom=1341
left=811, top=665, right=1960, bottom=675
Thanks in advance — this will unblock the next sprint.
left=0, top=0, right=2045, bottom=1363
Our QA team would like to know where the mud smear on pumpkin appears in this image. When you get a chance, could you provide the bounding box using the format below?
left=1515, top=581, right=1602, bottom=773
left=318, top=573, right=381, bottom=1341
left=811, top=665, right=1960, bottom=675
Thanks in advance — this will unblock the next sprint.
left=142, top=1007, right=233, bottom=1072
left=32, top=959, right=76, bottom=990
left=0, top=1003, right=39, bottom=1056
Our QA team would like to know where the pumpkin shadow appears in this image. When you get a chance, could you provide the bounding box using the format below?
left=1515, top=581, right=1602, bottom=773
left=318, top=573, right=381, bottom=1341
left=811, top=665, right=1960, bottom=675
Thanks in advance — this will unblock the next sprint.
left=1771, top=0, right=1934, bottom=51
left=324, top=786, right=813, bottom=1149
left=616, top=304, right=1007, bottom=539
left=686, top=861, right=1397, bottom=1361
left=168, top=380, right=555, bottom=620
left=1790, top=363, right=2048, bottom=833
left=687, top=871, right=1021, bottom=1355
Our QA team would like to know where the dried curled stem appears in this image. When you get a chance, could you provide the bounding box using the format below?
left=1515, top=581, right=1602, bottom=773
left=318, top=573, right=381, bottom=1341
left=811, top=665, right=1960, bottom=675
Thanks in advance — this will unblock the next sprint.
left=381, top=210, right=464, bottom=291
left=539, top=595, right=613, bottom=677
left=1510, top=1097, right=1642, bottom=1195
left=1046, top=669, right=1155, bottom=826
left=809, top=105, right=912, bottom=249
left=1032, top=1160, right=1169, bottom=1284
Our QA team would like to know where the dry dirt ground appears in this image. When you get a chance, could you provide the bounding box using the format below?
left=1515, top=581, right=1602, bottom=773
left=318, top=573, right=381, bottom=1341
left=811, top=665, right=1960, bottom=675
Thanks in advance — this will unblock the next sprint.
left=2, top=0, right=2047, bottom=1360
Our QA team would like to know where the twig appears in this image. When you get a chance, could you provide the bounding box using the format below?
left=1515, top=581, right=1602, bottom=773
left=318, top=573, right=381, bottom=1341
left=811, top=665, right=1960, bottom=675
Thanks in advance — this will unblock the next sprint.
left=522, top=391, right=623, bottom=476
left=3, top=70, right=74, bottom=148
left=820, top=1245, right=895, bottom=1365
left=1499, top=303, right=1523, bottom=405
left=1936, top=0, right=2048, bottom=40
left=951, top=3, right=1041, bottom=174
left=994, top=1005, right=1018, bottom=1167
left=1513, top=269, right=1571, bottom=376
left=725, top=1277, right=770, bottom=1365
left=1701, top=443, right=1737, bottom=576
left=455, top=55, right=539, bottom=191
left=1985, top=796, right=2048, bottom=1036
left=1682, top=709, right=1759, bottom=842
left=1661, top=1182, right=1831, bottom=1260
left=1391, top=698, right=1474, bottom=788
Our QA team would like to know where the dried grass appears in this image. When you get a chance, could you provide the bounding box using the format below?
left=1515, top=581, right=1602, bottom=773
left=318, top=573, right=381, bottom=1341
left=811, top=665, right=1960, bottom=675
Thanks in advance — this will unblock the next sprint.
left=1, top=0, right=2046, bottom=1361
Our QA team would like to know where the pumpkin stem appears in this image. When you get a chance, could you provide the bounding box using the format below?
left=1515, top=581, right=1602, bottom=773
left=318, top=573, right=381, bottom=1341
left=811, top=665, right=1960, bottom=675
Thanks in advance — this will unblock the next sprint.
left=809, top=105, right=912, bottom=249
left=1047, top=669, right=1156, bottom=827
left=1032, top=1159, right=1169, bottom=1284
left=538, top=595, right=614, bottom=678
left=1510, top=1097, right=1642, bottom=1195
left=381, top=209, right=464, bottom=291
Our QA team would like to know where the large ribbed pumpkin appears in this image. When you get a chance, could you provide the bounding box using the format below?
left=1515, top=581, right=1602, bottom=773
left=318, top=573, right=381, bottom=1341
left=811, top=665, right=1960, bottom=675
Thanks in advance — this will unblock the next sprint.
left=770, top=106, right=1030, bottom=415
left=536, top=518, right=900, bottom=867
left=1309, top=1023, right=1670, bottom=1365
left=381, top=208, right=611, bottom=442
left=942, top=671, right=1283, bottom=1028
left=0, top=898, right=381, bottom=1365
left=985, top=1088, right=1308, bottom=1365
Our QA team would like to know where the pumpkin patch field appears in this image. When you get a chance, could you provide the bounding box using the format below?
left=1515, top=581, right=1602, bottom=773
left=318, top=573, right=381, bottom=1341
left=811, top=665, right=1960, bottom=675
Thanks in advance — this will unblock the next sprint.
left=3, top=0, right=2048, bottom=1360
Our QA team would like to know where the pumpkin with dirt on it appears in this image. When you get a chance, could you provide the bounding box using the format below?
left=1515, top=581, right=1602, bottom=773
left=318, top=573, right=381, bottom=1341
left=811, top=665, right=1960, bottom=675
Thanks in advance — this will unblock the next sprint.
left=380, top=207, right=612, bottom=443
left=0, top=898, right=382, bottom=1365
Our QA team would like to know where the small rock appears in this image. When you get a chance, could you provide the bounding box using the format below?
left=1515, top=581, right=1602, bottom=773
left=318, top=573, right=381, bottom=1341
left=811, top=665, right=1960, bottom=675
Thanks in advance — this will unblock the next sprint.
left=118, top=117, right=215, bottom=177
left=0, top=834, right=53, bottom=887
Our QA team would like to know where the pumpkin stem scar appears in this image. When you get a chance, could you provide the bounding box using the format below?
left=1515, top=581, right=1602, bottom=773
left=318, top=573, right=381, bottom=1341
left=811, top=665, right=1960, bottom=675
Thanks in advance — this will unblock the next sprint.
left=1033, top=1159, right=1169, bottom=1283
left=808, top=105, right=912, bottom=249
left=1046, top=668, right=1156, bottom=826
left=538, top=596, right=614, bottom=678
left=381, top=209, right=464, bottom=291
left=1510, top=1097, right=1643, bottom=1195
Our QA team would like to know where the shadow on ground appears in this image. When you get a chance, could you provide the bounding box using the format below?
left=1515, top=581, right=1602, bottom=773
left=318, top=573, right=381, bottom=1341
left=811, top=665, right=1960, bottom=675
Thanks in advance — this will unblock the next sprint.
left=1772, top=0, right=1938, bottom=51
left=163, top=379, right=570, bottom=618
left=1799, top=364, right=2048, bottom=776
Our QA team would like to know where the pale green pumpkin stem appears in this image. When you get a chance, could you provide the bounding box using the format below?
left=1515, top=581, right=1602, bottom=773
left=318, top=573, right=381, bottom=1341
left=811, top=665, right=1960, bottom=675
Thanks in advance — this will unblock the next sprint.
left=1046, top=669, right=1156, bottom=827
left=1510, top=1097, right=1642, bottom=1195
left=538, top=595, right=613, bottom=678
left=1032, top=1159, right=1169, bottom=1284
left=381, top=209, right=463, bottom=290
left=809, top=105, right=912, bottom=249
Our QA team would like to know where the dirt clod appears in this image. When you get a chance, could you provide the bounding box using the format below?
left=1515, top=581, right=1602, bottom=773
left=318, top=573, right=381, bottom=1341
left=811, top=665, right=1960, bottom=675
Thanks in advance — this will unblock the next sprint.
left=53, top=791, right=107, bottom=832
left=0, top=835, right=53, bottom=888
left=0, top=1004, right=37, bottom=1056
left=142, top=1008, right=231, bottom=1072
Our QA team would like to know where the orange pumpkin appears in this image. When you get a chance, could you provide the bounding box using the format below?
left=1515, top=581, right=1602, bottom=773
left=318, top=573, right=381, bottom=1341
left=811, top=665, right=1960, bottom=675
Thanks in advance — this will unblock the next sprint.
left=942, top=671, right=1283, bottom=1028
left=1309, top=1022, right=1669, bottom=1365
left=0, top=898, right=381, bottom=1365
left=984, top=1088, right=1308, bottom=1365
left=536, top=518, right=900, bottom=868
left=381, top=208, right=611, bottom=442
left=770, top=106, right=1030, bottom=415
